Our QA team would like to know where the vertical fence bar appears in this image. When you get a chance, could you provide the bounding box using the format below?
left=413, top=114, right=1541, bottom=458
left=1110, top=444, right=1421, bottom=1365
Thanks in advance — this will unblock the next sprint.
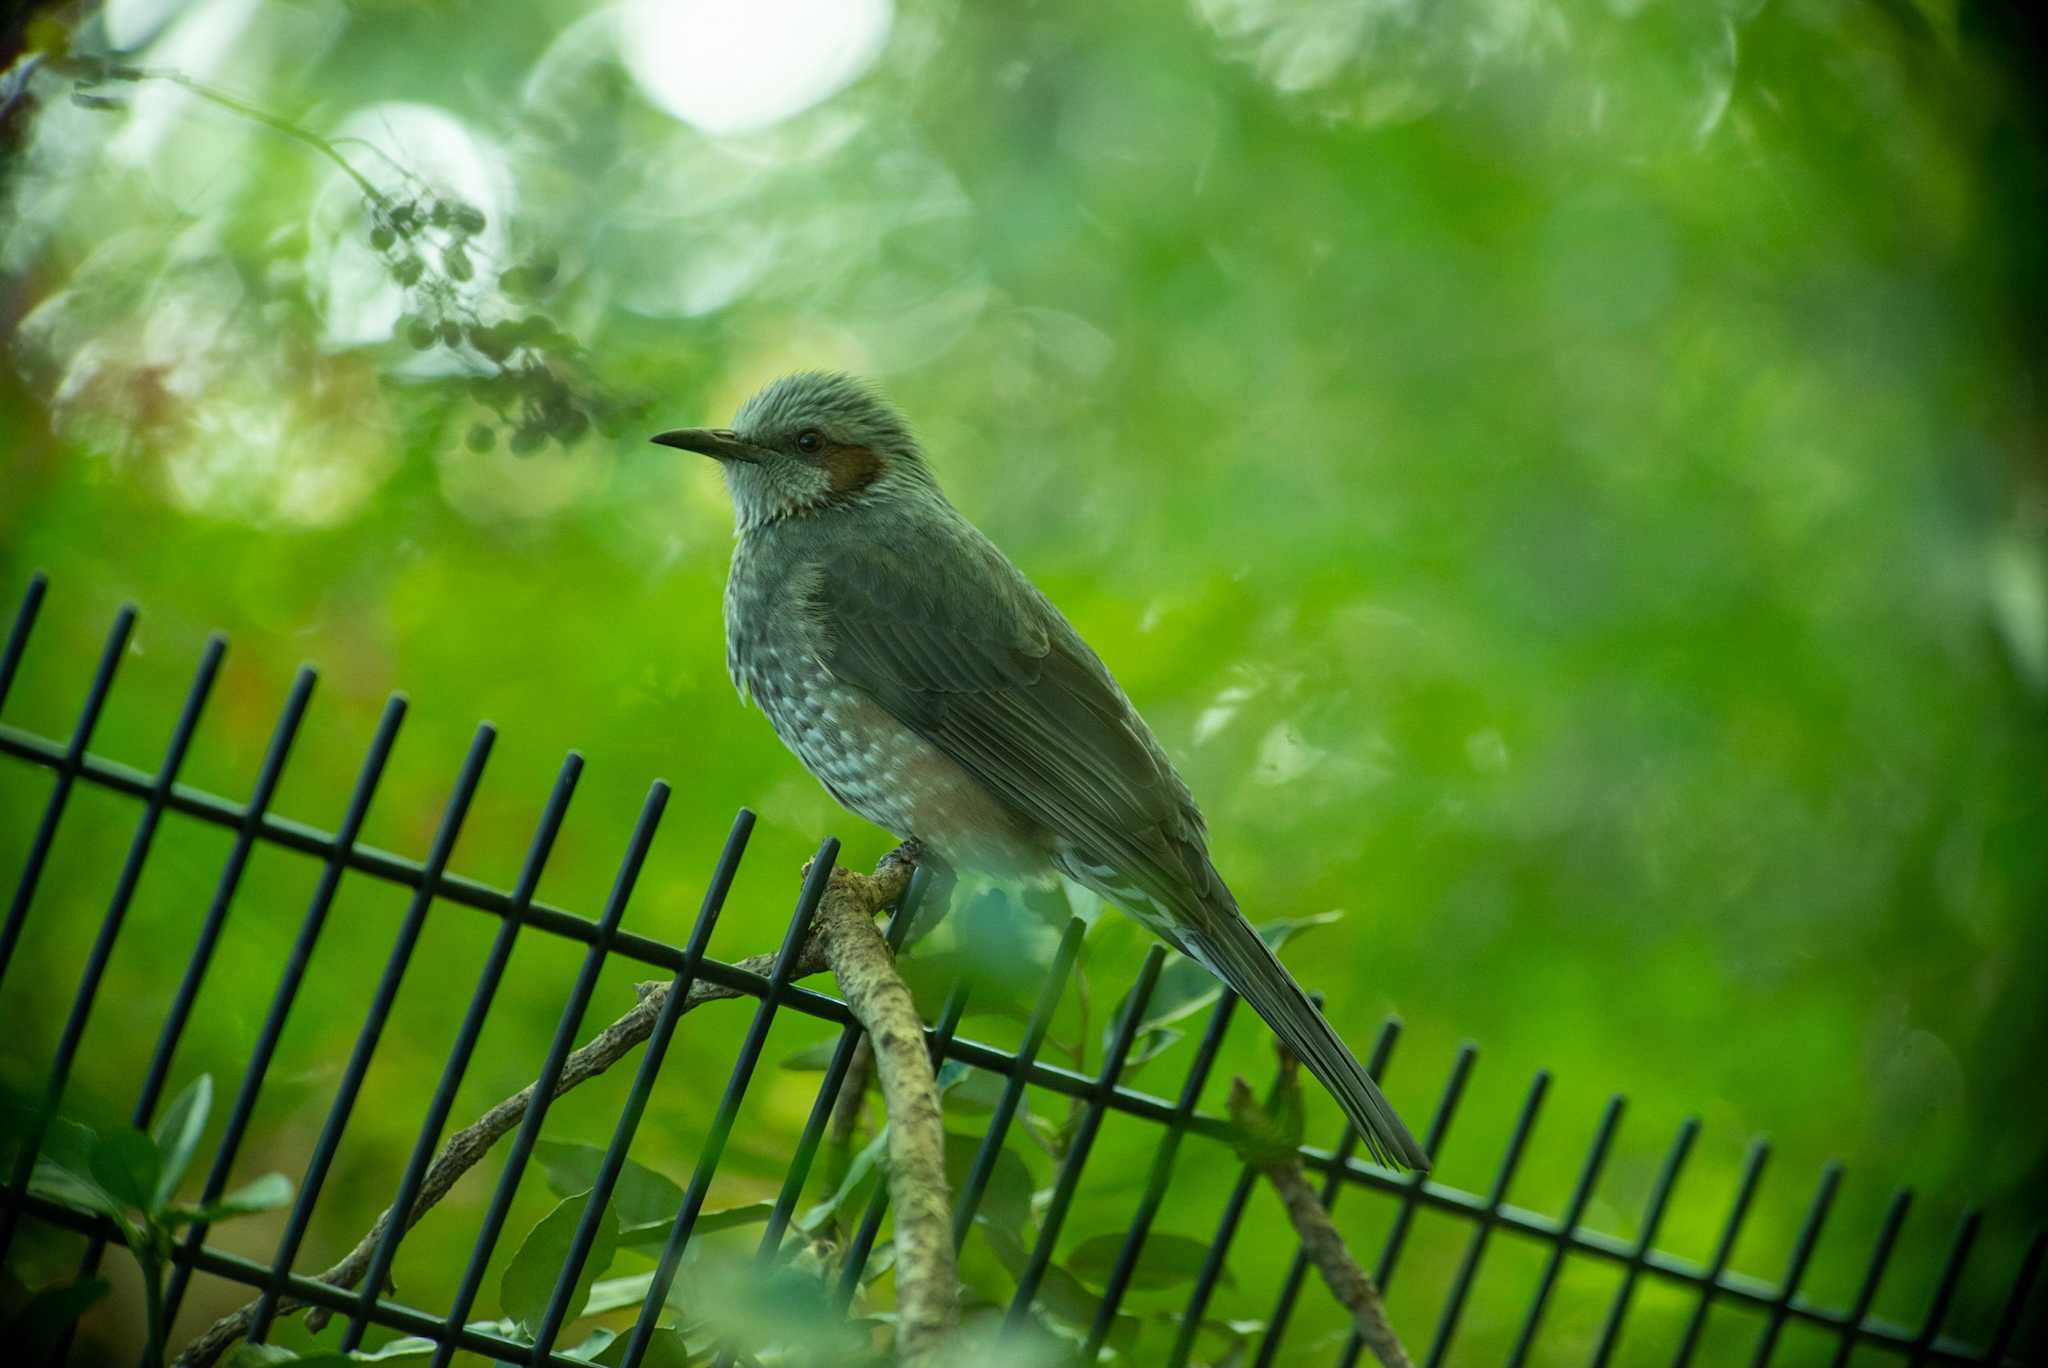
left=131, top=659, right=311, bottom=1126
left=1331, top=1044, right=1478, bottom=1366
left=1673, top=1137, right=1771, bottom=1367
left=429, top=800, right=736, bottom=1368
left=0, top=571, right=49, bottom=710
left=336, top=752, right=585, bottom=1351
left=1167, top=1156, right=1258, bottom=1368
left=0, top=633, right=226, bottom=1266
left=830, top=980, right=971, bottom=1312
left=950, top=918, right=1086, bottom=1251
left=613, top=839, right=840, bottom=1368
left=1002, top=946, right=1167, bottom=1335
left=162, top=693, right=409, bottom=1324
left=0, top=603, right=135, bottom=989
left=1906, top=1211, right=1981, bottom=1368
left=1828, top=1189, right=1913, bottom=1368
left=524, top=781, right=704, bottom=1363
left=246, top=723, right=496, bottom=1341
left=1423, top=1070, right=1550, bottom=1368
left=1372, top=1047, right=1480, bottom=1293
left=1749, top=1161, right=1843, bottom=1366
left=1591, top=1116, right=1699, bottom=1366
left=52, top=638, right=251, bottom=1364
left=1335, top=1040, right=1482, bottom=1359
left=1985, top=1227, right=2043, bottom=1366
left=1252, top=1016, right=1403, bottom=1368
left=1508, top=1094, right=1626, bottom=1366
left=1080, top=990, right=1241, bottom=1361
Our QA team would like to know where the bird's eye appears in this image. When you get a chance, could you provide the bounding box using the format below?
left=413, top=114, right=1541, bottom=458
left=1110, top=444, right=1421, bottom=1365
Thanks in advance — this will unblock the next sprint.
left=795, top=430, right=823, bottom=454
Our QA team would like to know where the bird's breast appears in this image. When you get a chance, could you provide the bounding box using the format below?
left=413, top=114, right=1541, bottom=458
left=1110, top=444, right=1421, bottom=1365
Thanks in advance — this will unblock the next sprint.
left=723, top=545, right=1045, bottom=872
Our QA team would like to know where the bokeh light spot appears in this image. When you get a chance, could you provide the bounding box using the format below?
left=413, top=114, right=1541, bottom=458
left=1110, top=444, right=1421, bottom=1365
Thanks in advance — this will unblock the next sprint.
left=618, top=0, right=893, bottom=137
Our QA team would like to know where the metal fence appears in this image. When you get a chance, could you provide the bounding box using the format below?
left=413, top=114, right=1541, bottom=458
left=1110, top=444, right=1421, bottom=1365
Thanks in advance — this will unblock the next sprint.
left=0, top=569, right=2040, bottom=1368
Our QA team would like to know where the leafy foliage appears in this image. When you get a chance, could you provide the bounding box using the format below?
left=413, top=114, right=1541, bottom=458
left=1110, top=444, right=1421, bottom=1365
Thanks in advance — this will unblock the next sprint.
left=2, top=1077, right=291, bottom=1367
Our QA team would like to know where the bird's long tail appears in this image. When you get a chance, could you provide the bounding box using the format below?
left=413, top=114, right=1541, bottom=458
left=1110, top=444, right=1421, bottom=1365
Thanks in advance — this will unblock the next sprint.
left=1179, top=904, right=1431, bottom=1171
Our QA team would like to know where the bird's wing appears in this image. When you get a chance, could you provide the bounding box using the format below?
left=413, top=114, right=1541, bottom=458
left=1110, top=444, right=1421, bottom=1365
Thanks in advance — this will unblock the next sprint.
left=809, top=531, right=1198, bottom=911
left=810, top=529, right=1431, bottom=1172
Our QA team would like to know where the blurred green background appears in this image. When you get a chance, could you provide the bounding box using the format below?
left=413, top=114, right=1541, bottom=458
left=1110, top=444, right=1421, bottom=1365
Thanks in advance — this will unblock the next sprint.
left=2, top=0, right=2044, bottom=1363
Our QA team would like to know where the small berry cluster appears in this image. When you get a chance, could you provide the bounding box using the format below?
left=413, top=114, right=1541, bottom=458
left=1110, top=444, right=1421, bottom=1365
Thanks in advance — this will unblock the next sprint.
left=365, top=194, right=626, bottom=456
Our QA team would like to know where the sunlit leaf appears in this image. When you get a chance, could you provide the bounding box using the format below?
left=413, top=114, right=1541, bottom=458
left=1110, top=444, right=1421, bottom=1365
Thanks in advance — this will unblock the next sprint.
left=149, top=1075, right=212, bottom=1211
left=162, top=1172, right=292, bottom=1226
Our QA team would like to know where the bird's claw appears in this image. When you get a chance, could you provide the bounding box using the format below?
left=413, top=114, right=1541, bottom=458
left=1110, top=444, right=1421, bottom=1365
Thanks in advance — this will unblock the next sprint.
left=880, top=838, right=928, bottom=871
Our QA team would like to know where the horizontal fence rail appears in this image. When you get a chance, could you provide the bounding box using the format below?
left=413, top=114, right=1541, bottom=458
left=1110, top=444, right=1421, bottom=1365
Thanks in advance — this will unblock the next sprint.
left=0, top=571, right=2041, bottom=1367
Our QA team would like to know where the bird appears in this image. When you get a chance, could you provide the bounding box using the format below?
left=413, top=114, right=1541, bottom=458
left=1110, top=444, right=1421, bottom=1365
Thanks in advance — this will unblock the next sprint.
left=653, top=371, right=1429, bottom=1171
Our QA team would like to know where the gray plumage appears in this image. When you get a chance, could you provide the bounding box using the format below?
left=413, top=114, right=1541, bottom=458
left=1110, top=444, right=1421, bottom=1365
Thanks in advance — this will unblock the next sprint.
left=653, top=371, right=1429, bottom=1171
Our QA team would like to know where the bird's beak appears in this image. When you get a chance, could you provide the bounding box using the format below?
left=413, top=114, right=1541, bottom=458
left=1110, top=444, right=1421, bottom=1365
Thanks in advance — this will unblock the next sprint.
left=650, top=427, right=760, bottom=464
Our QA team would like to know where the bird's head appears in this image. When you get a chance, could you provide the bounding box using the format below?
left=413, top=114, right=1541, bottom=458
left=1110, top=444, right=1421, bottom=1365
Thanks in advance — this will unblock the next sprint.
left=652, top=371, right=938, bottom=530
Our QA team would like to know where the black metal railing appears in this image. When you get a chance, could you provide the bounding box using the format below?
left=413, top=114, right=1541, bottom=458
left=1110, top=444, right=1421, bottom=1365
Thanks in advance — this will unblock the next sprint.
left=0, top=570, right=2041, bottom=1367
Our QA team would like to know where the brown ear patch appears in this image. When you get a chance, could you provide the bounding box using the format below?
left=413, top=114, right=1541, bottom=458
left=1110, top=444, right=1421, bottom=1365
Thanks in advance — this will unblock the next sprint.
left=823, top=444, right=885, bottom=495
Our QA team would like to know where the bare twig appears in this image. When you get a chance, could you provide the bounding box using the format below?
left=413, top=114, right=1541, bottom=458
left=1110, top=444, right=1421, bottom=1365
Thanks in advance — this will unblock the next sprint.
left=173, top=855, right=935, bottom=1368
left=1228, top=1070, right=1412, bottom=1368
left=53, top=58, right=387, bottom=203
left=812, top=865, right=958, bottom=1365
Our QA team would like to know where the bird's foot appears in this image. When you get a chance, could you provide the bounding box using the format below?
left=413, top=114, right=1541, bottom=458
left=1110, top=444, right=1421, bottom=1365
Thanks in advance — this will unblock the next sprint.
left=879, top=837, right=928, bottom=872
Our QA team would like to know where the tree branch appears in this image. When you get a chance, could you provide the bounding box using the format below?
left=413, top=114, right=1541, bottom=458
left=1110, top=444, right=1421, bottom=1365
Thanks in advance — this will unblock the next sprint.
left=173, top=854, right=941, bottom=1368
left=812, top=866, right=958, bottom=1365
left=1228, top=1071, right=1412, bottom=1368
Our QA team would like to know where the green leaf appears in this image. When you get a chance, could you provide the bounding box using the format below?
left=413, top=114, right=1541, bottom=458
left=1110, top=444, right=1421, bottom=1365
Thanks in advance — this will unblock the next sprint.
left=86, top=1129, right=161, bottom=1215
left=1104, top=912, right=1344, bottom=1061
left=797, top=1128, right=887, bottom=1234
left=779, top=1039, right=844, bottom=1071
left=582, top=1271, right=656, bottom=1318
left=692, top=1261, right=866, bottom=1362
left=164, top=1171, right=293, bottom=1226
left=28, top=1157, right=124, bottom=1224
left=935, top=1061, right=1008, bottom=1114
left=226, top=1347, right=303, bottom=1367
left=1065, top=1232, right=1228, bottom=1292
left=619, top=1199, right=774, bottom=1248
left=943, top=1133, right=1033, bottom=1237
left=1118, top=1026, right=1186, bottom=1083
left=499, top=1192, right=620, bottom=1335
left=593, top=1325, right=694, bottom=1368
left=6, top=1276, right=110, bottom=1361
left=979, top=1225, right=1137, bottom=1353
left=533, top=1141, right=683, bottom=1229
left=561, top=1327, right=615, bottom=1362
left=0, top=1097, right=92, bottom=1170
left=344, top=1335, right=439, bottom=1361
left=150, top=1075, right=212, bottom=1211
